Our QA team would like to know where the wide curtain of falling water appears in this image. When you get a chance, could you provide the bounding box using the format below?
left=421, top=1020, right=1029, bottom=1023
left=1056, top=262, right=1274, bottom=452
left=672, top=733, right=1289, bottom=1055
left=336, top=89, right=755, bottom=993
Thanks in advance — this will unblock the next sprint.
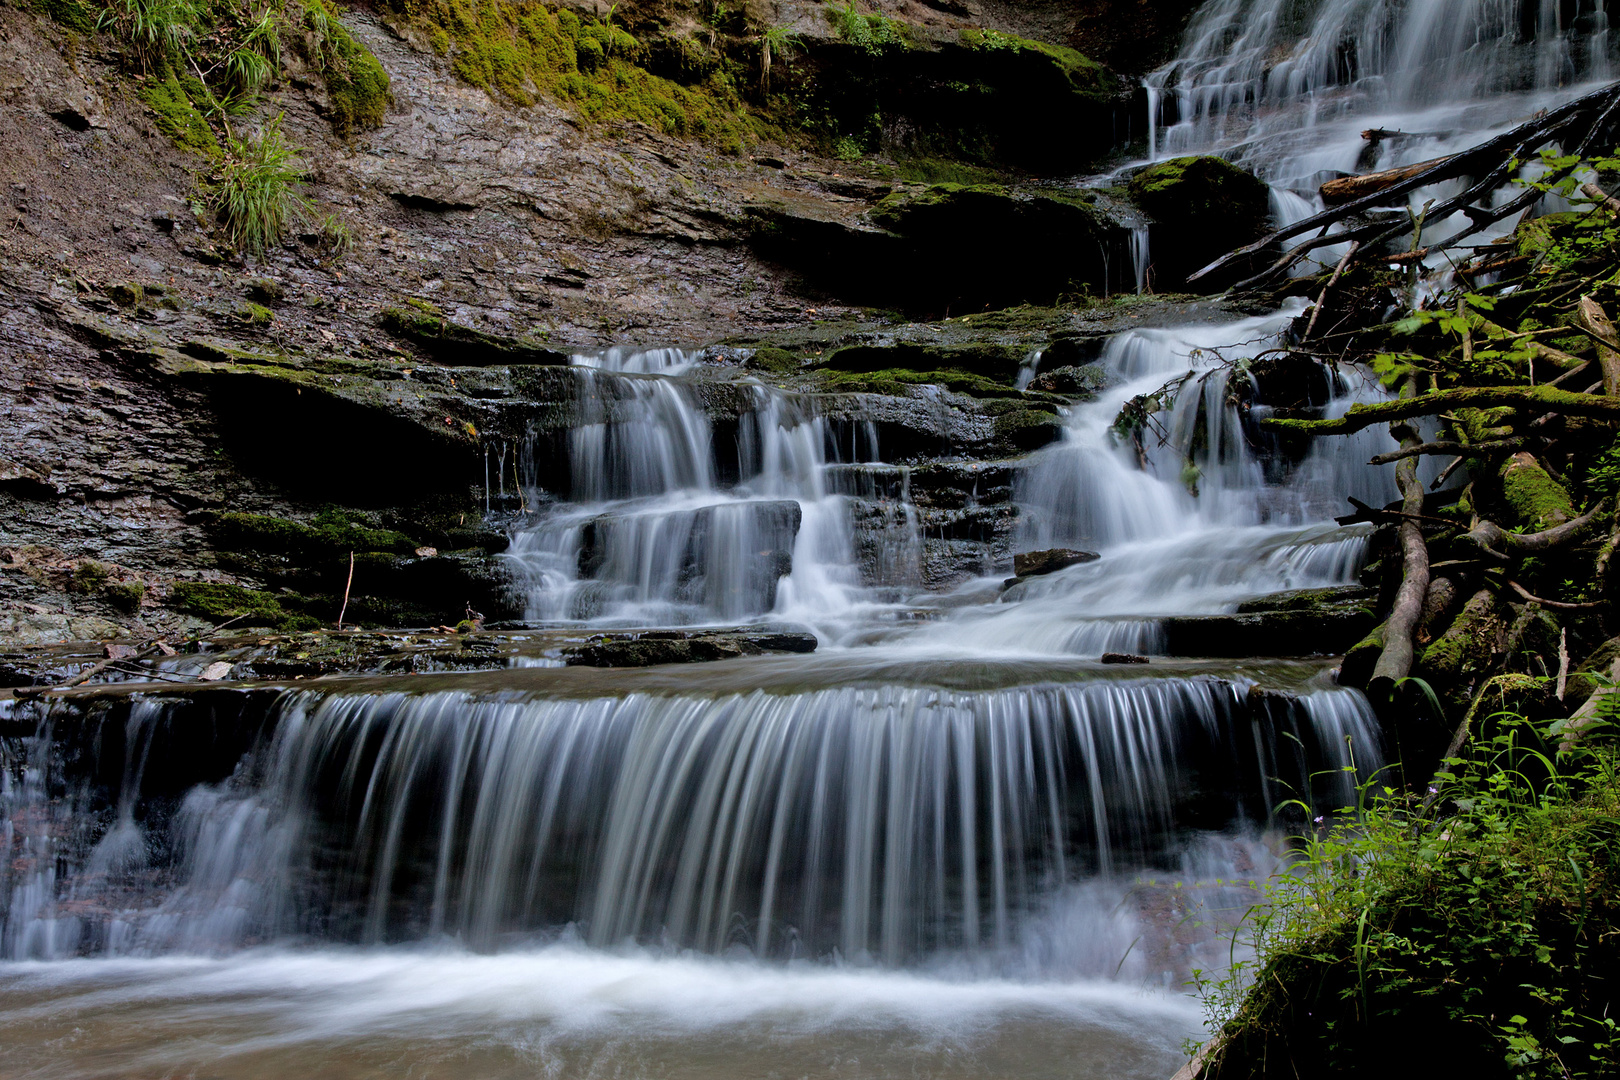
left=2, top=681, right=1381, bottom=966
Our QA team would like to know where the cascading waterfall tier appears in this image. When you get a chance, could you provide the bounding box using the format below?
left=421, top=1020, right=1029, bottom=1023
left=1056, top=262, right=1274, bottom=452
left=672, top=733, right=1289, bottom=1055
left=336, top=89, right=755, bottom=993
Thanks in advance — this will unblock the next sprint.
left=502, top=364, right=868, bottom=627
left=1, top=677, right=1379, bottom=967
left=1149, top=0, right=1615, bottom=178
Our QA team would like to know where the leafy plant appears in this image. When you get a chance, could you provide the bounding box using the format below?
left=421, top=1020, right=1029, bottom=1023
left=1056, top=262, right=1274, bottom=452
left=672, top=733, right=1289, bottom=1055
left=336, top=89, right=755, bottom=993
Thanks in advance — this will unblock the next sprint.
left=1193, top=713, right=1620, bottom=1079
left=827, top=1, right=903, bottom=56
left=758, top=24, right=801, bottom=91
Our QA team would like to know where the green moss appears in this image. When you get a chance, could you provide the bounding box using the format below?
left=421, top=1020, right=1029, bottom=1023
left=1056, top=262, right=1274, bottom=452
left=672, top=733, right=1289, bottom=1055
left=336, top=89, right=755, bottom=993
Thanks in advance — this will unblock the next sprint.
left=991, top=404, right=1062, bottom=449
left=389, top=0, right=753, bottom=150
left=168, top=581, right=301, bottom=628
left=31, top=0, right=97, bottom=33
left=816, top=366, right=1041, bottom=400
left=745, top=346, right=800, bottom=373
left=237, top=301, right=275, bottom=326
left=106, top=283, right=145, bottom=307
left=957, top=28, right=1108, bottom=92
left=102, top=579, right=147, bottom=614
left=69, top=559, right=110, bottom=595
left=316, top=4, right=392, bottom=138
left=1514, top=211, right=1584, bottom=260
left=138, top=71, right=220, bottom=156
left=1499, top=453, right=1576, bottom=531
left=207, top=510, right=419, bottom=557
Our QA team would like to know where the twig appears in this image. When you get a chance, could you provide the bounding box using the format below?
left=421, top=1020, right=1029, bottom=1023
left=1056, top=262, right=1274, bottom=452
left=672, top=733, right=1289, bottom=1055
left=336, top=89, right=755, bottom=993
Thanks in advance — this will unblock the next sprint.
left=337, top=551, right=355, bottom=631
left=1505, top=579, right=1606, bottom=610
left=1302, top=241, right=1359, bottom=340
left=13, top=642, right=166, bottom=697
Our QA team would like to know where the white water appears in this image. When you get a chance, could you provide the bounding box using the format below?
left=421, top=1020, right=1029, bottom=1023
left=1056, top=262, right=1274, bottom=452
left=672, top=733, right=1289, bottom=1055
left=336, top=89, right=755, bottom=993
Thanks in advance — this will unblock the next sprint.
left=6, top=3, right=1608, bottom=1075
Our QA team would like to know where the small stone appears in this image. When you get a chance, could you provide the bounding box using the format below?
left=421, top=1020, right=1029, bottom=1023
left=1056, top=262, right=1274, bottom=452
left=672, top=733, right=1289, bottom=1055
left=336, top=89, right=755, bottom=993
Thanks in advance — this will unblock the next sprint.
left=1101, top=652, right=1149, bottom=664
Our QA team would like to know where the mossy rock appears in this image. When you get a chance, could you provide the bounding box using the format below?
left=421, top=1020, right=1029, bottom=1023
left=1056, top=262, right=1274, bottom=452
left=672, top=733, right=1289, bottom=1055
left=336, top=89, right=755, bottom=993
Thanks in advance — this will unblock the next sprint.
left=167, top=582, right=317, bottom=630
left=101, top=580, right=146, bottom=614
left=378, top=306, right=567, bottom=365
left=30, top=0, right=97, bottom=32
left=138, top=71, right=220, bottom=157
left=69, top=559, right=110, bottom=595
left=313, top=2, right=393, bottom=137
left=1126, top=156, right=1271, bottom=289
left=236, top=302, right=275, bottom=327
left=990, top=404, right=1063, bottom=450
left=206, top=510, right=419, bottom=558
left=744, top=346, right=800, bottom=373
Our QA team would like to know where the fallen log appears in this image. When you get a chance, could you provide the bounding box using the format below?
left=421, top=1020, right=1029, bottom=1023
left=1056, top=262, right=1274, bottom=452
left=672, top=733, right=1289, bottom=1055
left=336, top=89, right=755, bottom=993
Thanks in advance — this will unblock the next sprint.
left=1261, top=385, right=1620, bottom=436
left=1320, top=156, right=1451, bottom=204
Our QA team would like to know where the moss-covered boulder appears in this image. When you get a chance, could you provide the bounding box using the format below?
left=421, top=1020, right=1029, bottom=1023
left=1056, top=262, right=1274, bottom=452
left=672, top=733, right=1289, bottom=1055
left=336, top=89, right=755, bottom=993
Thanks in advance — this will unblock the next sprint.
left=1127, top=156, right=1271, bottom=289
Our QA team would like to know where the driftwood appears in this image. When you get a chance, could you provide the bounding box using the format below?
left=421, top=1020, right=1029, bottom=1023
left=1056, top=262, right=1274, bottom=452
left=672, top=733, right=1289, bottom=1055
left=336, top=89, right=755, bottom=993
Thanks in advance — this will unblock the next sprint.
left=1369, top=409, right=1431, bottom=697
left=1190, top=81, right=1620, bottom=289
left=1575, top=296, right=1620, bottom=396
left=1320, top=157, right=1450, bottom=204
left=1302, top=240, right=1359, bottom=339
left=1262, top=385, right=1620, bottom=437
left=1582, top=180, right=1620, bottom=214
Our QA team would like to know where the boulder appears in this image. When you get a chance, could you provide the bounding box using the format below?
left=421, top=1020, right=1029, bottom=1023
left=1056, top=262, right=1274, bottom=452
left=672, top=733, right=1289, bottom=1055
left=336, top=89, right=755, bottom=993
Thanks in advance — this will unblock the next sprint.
left=1126, top=156, right=1271, bottom=289
left=1013, top=548, right=1100, bottom=577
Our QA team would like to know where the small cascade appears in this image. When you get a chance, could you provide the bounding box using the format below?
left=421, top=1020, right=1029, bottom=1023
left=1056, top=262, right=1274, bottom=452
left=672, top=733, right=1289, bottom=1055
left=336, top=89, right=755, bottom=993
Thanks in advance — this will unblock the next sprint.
left=503, top=369, right=871, bottom=628
left=1, top=680, right=1380, bottom=967
left=902, top=304, right=1399, bottom=658
left=570, top=346, right=698, bottom=374
left=1130, top=227, right=1152, bottom=293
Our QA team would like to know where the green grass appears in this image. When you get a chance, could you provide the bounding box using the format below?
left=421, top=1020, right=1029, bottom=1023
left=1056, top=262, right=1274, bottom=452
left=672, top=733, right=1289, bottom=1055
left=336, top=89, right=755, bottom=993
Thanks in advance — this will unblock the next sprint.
left=207, top=114, right=311, bottom=253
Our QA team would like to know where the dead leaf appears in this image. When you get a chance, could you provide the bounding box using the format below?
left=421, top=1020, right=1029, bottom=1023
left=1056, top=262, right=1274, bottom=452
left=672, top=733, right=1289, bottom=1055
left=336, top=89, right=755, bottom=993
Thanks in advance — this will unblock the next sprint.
left=414, top=546, right=438, bottom=557
left=198, top=661, right=233, bottom=681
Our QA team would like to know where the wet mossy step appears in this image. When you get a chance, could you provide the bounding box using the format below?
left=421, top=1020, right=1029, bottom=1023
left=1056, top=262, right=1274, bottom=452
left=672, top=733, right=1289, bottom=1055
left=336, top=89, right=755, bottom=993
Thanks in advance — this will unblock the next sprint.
left=1162, top=587, right=1380, bottom=658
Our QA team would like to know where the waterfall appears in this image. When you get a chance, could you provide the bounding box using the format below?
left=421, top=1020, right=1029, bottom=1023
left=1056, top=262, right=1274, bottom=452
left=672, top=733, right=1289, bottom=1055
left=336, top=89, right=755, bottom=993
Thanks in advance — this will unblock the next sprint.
left=503, top=370, right=868, bottom=627
left=1147, top=0, right=1618, bottom=195
left=1, top=680, right=1379, bottom=967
